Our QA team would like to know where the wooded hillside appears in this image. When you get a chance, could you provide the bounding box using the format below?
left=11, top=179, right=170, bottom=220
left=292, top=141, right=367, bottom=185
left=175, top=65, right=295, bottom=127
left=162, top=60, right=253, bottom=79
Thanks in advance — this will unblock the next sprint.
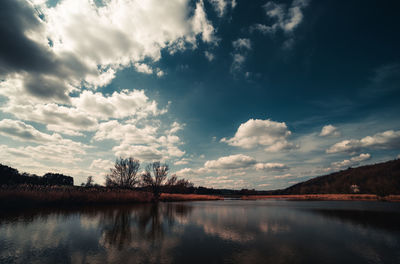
left=283, top=159, right=400, bottom=195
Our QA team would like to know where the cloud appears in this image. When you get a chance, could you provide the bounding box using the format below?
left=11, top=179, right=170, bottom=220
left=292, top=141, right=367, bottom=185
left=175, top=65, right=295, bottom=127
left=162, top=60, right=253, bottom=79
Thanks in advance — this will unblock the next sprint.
left=174, top=158, right=191, bottom=165
left=0, top=0, right=217, bottom=104
left=255, top=162, right=289, bottom=171
left=327, top=130, right=400, bottom=154
left=175, top=168, right=196, bottom=177
left=251, top=0, right=309, bottom=34
left=1, top=102, right=99, bottom=135
left=205, top=51, right=215, bottom=61
left=0, top=138, right=89, bottom=166
left=94, top=120, right=158, bottom=144
left=231, top=38, right=251, bottom=73
left=250, top=0, right=309, bottom=48
left=208, top=0, right=227, bottom=17
left=174, top=167, right=208, bottom=178
left=0, top=119, right=61, bottom=143
left=94, top=120, right=185, bottom=161
left=207, top=0, right=237, bottom=17
left=1, top=89, right=165, bottom=136
left=205, top=154, right=257, bottom=170
left=90, top=159, right=114, bottom=172
left=133, top=63, right=154, bottom=74
left=0, top=0, right=86, bottom=102
left=112, top=144, right=163, bottom=161
left=331, top=153, right=371, bottom=169
left=273, top=173, right=293, bottom=179
left=71, top=89, right=163, bottom=120
left=231, top=54, right=246, bottom=72
left=221, top=118, right=297, bottom=151
left=0, top=0, right=222, bottom=180
left=191, top=0, right=217, bottom=44
left=156, top=69, right=165, bottom=77
left=319, top=125, right=340, bottom=137
left=232, top=38, right=252, bottom=50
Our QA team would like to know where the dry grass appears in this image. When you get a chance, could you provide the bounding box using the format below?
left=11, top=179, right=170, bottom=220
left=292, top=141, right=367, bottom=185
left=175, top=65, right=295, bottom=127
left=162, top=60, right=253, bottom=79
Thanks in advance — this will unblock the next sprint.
left=160, top=193, right=223, bottom=202
left=0, top=185, right=153, bottom=208
left=241, top=194, right=400, bottom=202
left=0, top=185, right=223, bottom=208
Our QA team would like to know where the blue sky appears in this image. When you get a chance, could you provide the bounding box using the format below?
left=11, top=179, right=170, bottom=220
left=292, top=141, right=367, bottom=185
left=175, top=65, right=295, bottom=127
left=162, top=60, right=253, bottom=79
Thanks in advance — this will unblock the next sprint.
left=0, top=0, right=399, bottom=189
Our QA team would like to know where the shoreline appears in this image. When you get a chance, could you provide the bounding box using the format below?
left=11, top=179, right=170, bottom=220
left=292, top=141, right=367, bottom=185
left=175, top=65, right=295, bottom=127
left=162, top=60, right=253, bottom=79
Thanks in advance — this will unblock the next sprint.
left=0, top=185, right=222, bottom=209
left=1, top=185, right=400, bottom=209
left=241, top=194, right=400, bottom=202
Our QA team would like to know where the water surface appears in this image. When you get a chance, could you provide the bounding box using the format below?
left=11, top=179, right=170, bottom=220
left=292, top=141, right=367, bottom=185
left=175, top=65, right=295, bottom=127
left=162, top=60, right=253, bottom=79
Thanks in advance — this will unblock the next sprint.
left=1, top=200, right=400, bottom=263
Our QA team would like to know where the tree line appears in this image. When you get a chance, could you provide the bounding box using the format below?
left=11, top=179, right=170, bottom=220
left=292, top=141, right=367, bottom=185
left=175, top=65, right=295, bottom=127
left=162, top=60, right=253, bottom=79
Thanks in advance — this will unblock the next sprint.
left=0, top=164, right=73, bottom=186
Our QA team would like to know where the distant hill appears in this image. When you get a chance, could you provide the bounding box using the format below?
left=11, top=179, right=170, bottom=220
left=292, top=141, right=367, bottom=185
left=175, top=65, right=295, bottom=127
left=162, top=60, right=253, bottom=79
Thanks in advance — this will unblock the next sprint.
left=282, top=159, right=400, bottom=195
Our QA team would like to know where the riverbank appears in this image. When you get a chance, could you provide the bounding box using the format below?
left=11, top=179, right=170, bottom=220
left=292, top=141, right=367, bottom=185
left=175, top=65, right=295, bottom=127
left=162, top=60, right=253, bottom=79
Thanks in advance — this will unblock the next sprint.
left=0, top=185, right=222, bottom=208
left=160, top=193, right=222, bottom=201
left=241, top=194, right=400, bottom=202
left=2, top=185, right=400, bottom=209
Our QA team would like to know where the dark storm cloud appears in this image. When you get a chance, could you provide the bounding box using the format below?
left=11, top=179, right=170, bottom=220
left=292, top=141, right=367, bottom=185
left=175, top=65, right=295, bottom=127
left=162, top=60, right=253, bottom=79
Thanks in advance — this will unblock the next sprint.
left=0, top=0, right=56, bottom=74
left=0, top=0, right=90, bottom=101
left=23, top=74, right=70, bottom=101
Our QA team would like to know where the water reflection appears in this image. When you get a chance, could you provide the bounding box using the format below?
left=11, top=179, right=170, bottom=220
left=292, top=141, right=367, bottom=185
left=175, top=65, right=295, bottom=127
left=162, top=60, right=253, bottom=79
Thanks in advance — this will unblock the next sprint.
left=99, top=204, right=193, bottom=250
left=309, top=208, right=400, bottom=232
left=1, top=201, right=400, bottom=264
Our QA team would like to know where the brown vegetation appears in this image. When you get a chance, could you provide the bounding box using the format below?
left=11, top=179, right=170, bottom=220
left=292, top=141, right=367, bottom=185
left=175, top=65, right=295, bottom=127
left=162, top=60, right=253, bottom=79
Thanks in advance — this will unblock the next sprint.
left=160, top=193, right=222, bottom=202
left=0, top=185, right=153, bottom=208
left=242, top=194, right=400, bottom=202
left=0, top=185, right=223, bottom=208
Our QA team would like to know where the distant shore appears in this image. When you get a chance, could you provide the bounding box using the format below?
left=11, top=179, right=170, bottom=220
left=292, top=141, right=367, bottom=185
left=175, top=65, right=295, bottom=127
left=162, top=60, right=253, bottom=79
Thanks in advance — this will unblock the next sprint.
left=241, top=194, right=400, bottom=202
left=0, top=185, right=221, bottom=208
left=2, top=185, right=400, bottom=209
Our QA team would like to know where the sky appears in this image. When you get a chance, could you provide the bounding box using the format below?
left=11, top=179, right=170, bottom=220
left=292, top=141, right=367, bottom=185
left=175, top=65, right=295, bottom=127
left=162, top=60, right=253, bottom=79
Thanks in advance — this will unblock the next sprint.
left=0, top=0, right=399, bottom=189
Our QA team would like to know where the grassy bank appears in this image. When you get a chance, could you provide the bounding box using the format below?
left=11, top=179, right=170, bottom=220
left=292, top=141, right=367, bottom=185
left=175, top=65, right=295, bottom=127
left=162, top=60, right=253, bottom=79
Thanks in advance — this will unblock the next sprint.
left=3, top=185, right=399, bottom=209
left=0, top=185, right=222, bottom=208
left=160, top=193, right=222, bottom=201
left=241, top=194, right=400, bottom=202
left=0, top=185, right=153, bottom=207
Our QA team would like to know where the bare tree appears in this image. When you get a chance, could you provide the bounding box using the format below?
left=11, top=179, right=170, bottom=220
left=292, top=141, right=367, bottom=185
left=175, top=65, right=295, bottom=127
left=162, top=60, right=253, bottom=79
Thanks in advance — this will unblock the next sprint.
left=106, top=157, right=140, bottom=188
left=85, top=176, right=94, bottom=187
left=142, top=162, right=169, bottom=201
left=165, top=174, right=193, bottom=193
left=166, top=174, right=178, bottom=186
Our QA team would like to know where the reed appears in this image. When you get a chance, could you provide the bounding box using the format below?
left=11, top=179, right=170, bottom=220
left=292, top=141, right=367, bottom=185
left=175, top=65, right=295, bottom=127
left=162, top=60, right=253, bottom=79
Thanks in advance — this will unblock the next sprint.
left=0, top=185, right=223, bottom=208
left=0, top=184, right=153, bottom=207
left=160, top=193, right=223, bottom=201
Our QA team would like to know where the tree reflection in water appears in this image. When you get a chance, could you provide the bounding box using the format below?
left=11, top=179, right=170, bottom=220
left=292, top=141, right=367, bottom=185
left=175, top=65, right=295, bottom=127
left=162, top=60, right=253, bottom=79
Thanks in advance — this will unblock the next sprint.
left=100, top=203, right=192, bottom=250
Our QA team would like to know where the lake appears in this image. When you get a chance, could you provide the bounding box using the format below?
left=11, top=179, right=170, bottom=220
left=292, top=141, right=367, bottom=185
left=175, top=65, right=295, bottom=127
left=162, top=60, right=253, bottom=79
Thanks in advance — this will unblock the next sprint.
left=1, top=200, right=400, bottom=264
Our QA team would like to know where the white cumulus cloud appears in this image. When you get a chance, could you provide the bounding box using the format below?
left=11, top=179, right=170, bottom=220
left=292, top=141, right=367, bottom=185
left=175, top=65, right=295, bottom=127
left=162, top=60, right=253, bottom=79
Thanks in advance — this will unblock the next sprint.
left=255, top=163, right=289, bottom=171
left=319, top=125, right=340, bottom=137
left=327, top=130, right=400, bottom=154
left=205, top=154, right=257, bottom=170
left=331, top=153, right=371, bottom=168
left=221, top=118, right=297, bottom=151
left=0, top=0, right=217, bottom=104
